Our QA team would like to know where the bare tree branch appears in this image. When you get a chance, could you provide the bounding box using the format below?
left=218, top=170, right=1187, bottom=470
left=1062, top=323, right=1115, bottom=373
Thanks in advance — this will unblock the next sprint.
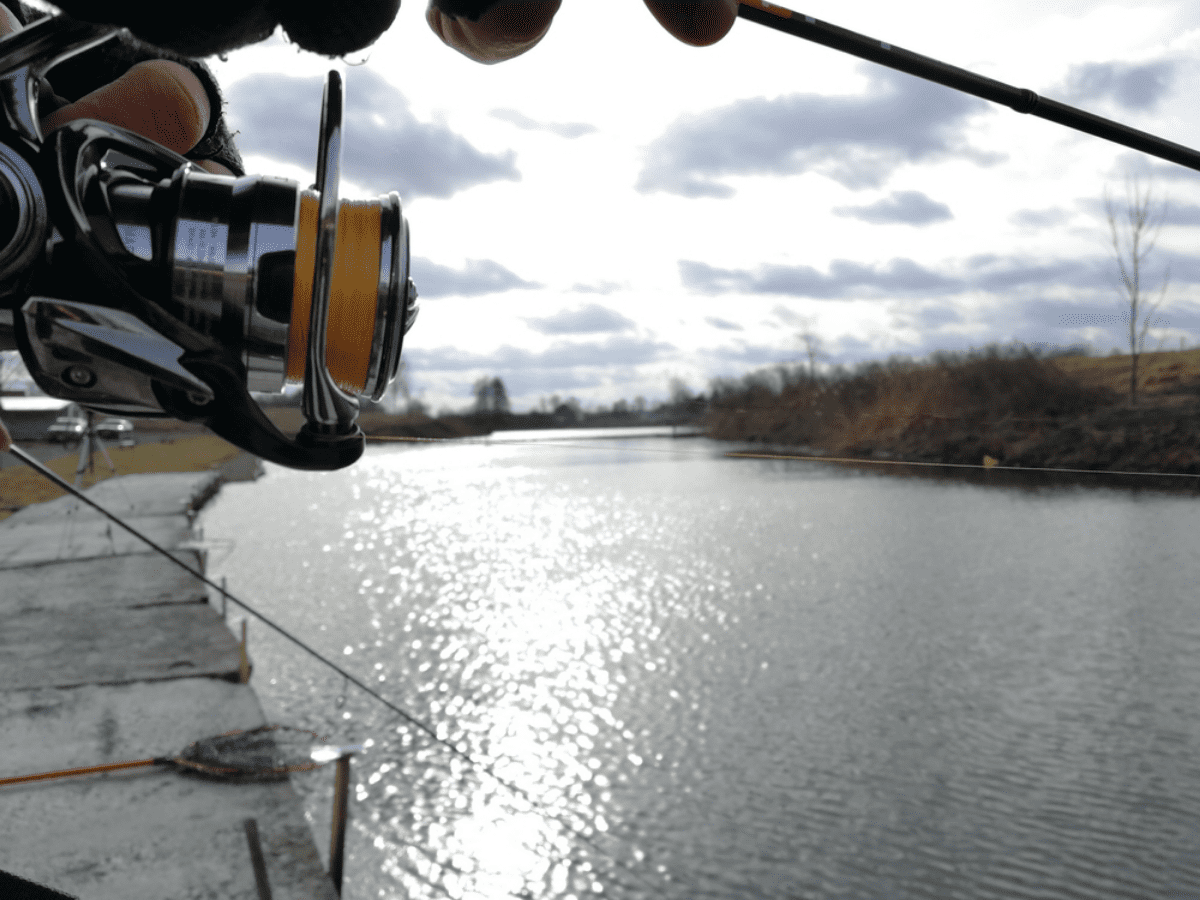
left=1105, top=174, right=1169, bottom=402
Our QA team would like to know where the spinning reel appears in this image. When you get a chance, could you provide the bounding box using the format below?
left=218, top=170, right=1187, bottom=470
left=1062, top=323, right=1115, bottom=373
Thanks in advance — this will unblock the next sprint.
left=0, top=15, right=417, bottom=470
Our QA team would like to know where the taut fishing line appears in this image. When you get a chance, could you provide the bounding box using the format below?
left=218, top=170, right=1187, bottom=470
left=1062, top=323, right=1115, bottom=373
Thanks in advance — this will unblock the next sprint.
left=367, top=434, right=1200, bottom=487
left=0, top=419, right=666, bottom=898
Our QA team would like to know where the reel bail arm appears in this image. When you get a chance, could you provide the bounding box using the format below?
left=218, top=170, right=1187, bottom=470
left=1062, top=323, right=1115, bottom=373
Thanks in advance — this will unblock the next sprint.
left=301, top=70, right=362, bottom=445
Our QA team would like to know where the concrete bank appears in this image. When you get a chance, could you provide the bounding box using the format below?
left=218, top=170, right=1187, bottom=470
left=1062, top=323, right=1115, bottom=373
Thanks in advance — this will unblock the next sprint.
left=0, top=471, right=339, bottom=900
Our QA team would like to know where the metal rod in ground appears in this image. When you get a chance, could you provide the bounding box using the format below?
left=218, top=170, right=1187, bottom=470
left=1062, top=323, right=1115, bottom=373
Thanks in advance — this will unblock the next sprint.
left=736, top=0, right=1200, bottom=174
left=243, top=818, right=274, bottom=900
left=329, top=755, right=352, bottom=896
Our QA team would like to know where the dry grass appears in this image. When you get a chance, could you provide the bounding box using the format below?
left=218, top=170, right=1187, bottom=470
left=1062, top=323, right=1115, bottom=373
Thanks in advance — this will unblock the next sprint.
left=832, top=355, right=1108, bottom=453
left=0, top=435, right=244, bottom=521
left=1051, top=348, right=1200, bottom=397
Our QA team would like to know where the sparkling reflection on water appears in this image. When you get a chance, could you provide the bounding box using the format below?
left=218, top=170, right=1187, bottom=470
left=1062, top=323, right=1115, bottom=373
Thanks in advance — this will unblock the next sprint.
left=201, top=434, right=1200, bottom=899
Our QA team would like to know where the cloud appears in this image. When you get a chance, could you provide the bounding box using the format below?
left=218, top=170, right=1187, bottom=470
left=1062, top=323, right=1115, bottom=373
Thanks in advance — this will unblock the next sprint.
left=705, top=317, right=743, bottom=331
left=524, top=304, right=635, bottom=335
left=891, top=302, right=964, bottom=330
left=1061, top=60, right=1176, bottom=111
left=964, top=254, right=1102, bottom=292
left=636, top=67, right=997, bottom=197
left=490, top=108, right=597, bottom=139
left=226, top=70, right=519, bottom=199
left=834, top=190, right=952, bottom=225
left=678, top=248, right=1199, bottom=300
left=1165, top=203, right=1200, bottom=226
left=680, top=257, right=962, bottom=298
left=1008, top=295, right=1200, bottom=349
left=571, top=281, right=623, bottom=295
left=405, top=336, right=675, bottom=372
left=1011, top=207, right=1072, bottom=228
left=771, top=305, right=808, bottom=327
left=705, top=343, right=790, bottom=365
left=411, top=257, right=541, bottom=297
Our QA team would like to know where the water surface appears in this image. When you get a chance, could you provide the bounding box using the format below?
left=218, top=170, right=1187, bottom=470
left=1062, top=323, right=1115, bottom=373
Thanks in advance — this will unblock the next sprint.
left=202, top=434, right=1200, bottom=899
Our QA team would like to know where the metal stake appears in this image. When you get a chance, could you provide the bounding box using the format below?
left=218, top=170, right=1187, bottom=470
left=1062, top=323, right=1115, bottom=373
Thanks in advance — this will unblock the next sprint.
left=243, top=818, right=274, bottom=900
left=329, top=754, right=353, bottom=895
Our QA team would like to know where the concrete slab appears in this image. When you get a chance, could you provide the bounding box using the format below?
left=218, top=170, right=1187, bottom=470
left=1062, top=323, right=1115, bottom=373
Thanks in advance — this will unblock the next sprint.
left=0, top=679, right=263, bottom=788
left=0, top=516, right=192, bottom=569
left=0, top=602, right=243, bottom=690
left=2, top=472, right=223, bottom=526
left=0, top=472, right=344, bottom=900
left=0, top=554, right=206, bottom=613
left=0, top=681, right=336, bottom=900
left=1, top=772, right=338, bottom=900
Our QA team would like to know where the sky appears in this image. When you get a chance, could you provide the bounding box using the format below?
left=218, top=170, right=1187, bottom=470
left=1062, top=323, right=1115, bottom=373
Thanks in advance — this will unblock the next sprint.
left=207, top=0, right=1200, bottom=414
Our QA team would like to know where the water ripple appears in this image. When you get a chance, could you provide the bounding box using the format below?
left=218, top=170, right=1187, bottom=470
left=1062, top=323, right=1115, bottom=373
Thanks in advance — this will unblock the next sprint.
left=203, top=439, right=1200, bottom=900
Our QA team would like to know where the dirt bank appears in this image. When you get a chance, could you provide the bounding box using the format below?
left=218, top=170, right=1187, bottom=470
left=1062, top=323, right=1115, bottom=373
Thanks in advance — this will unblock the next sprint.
left=0, top=409, right=491, bottom=520
left=707, top=349, right=1200, bottom=478
left=0, top=435, right=260, bottom=521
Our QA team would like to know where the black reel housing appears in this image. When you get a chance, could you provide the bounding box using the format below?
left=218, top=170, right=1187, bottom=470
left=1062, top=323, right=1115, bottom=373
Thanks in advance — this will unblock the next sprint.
left=0, top=15, right=418, bottom=470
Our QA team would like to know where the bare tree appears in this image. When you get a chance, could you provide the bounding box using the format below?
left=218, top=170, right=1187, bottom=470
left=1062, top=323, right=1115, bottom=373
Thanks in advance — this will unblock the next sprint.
left=1106, top=175, right=1169, bottom=402
left=668, top=376, right=694, bottom=405
left=797, top=331, right=826, bottom=381
left=472, top=376, right=510, bottom=415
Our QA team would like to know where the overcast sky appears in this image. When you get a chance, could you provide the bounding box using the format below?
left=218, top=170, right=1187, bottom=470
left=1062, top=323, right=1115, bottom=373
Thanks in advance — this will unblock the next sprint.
left=210, top=0, right=1200, bottom=413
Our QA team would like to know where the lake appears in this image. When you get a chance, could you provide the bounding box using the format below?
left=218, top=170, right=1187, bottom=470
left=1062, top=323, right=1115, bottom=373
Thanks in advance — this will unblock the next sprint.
left=200, top=430, right=1200, bottom=900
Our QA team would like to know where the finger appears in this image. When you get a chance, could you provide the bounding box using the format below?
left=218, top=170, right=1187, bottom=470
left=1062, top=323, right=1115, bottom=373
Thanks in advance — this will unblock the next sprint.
left=40, top=60, right=211, bottom=156
left=644, top=0, right=738, bottom=47
left=426, top=1, right=561, bottom=64
left=193, top=159, right=237, bottom=176
left=0, top=5, right=21, bottom=39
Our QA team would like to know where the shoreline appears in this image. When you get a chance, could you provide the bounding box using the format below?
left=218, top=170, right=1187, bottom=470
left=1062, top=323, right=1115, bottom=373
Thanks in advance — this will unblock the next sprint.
left=705, top=350, right=1200, bottom=483
left=708, top=395, right=1200, bottom=483
left=0, top=433, right=263, bottom=521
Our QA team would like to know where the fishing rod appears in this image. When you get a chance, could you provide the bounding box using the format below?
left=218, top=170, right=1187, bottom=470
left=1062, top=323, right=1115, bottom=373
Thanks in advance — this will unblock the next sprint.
left=736, top=0, right=1200, bottom=174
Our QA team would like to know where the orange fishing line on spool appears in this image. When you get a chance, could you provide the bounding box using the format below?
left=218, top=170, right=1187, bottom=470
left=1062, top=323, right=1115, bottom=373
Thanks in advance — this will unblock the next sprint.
left=288, top=191, right=382, bottom=393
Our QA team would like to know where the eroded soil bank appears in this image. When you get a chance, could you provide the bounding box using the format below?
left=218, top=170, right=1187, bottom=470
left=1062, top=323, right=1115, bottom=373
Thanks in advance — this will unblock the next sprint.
left=706, top=349, right=1200, bottom=478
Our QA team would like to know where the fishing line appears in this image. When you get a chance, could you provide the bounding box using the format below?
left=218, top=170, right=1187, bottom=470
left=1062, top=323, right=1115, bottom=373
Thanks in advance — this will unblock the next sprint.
left=4, top=420, right=1191, bottom=897
left=0, top=423, right=667, bottom=898
left=367, top=433, right=1200, bottom=486
left=724, top=451, right=1200, bottom=482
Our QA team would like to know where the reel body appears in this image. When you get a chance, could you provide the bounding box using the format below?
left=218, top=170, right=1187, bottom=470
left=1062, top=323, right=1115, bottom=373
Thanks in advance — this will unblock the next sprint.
left=0, top=16, right=418, bottom=469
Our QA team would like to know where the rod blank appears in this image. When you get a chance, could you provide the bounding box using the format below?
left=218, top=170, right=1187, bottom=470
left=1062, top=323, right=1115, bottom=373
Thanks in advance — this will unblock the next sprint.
left=737, top=0, right=1200, bottom=173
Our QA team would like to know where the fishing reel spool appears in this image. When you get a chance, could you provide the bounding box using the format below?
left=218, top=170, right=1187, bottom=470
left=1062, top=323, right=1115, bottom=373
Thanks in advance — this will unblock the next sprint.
left=0, top=16, right=418, bottom=470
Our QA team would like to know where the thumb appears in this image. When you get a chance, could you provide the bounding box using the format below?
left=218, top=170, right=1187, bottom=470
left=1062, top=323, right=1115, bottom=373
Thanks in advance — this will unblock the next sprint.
left=40, top=61, right=211, bottom=156
left=644, top=0, right=738, bottom=47
left=427, top=1, right=561, bottom=64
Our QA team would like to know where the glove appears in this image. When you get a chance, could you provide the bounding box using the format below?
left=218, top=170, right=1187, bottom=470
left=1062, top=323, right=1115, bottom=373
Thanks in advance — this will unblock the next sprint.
left=428, top=0, right=738, bottom=63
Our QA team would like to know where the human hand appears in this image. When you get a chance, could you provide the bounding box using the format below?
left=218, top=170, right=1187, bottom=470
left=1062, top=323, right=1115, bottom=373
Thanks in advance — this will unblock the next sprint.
left=0, top=7, right=234, bottom=175
left=427, top=0, right=739, bottom=64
